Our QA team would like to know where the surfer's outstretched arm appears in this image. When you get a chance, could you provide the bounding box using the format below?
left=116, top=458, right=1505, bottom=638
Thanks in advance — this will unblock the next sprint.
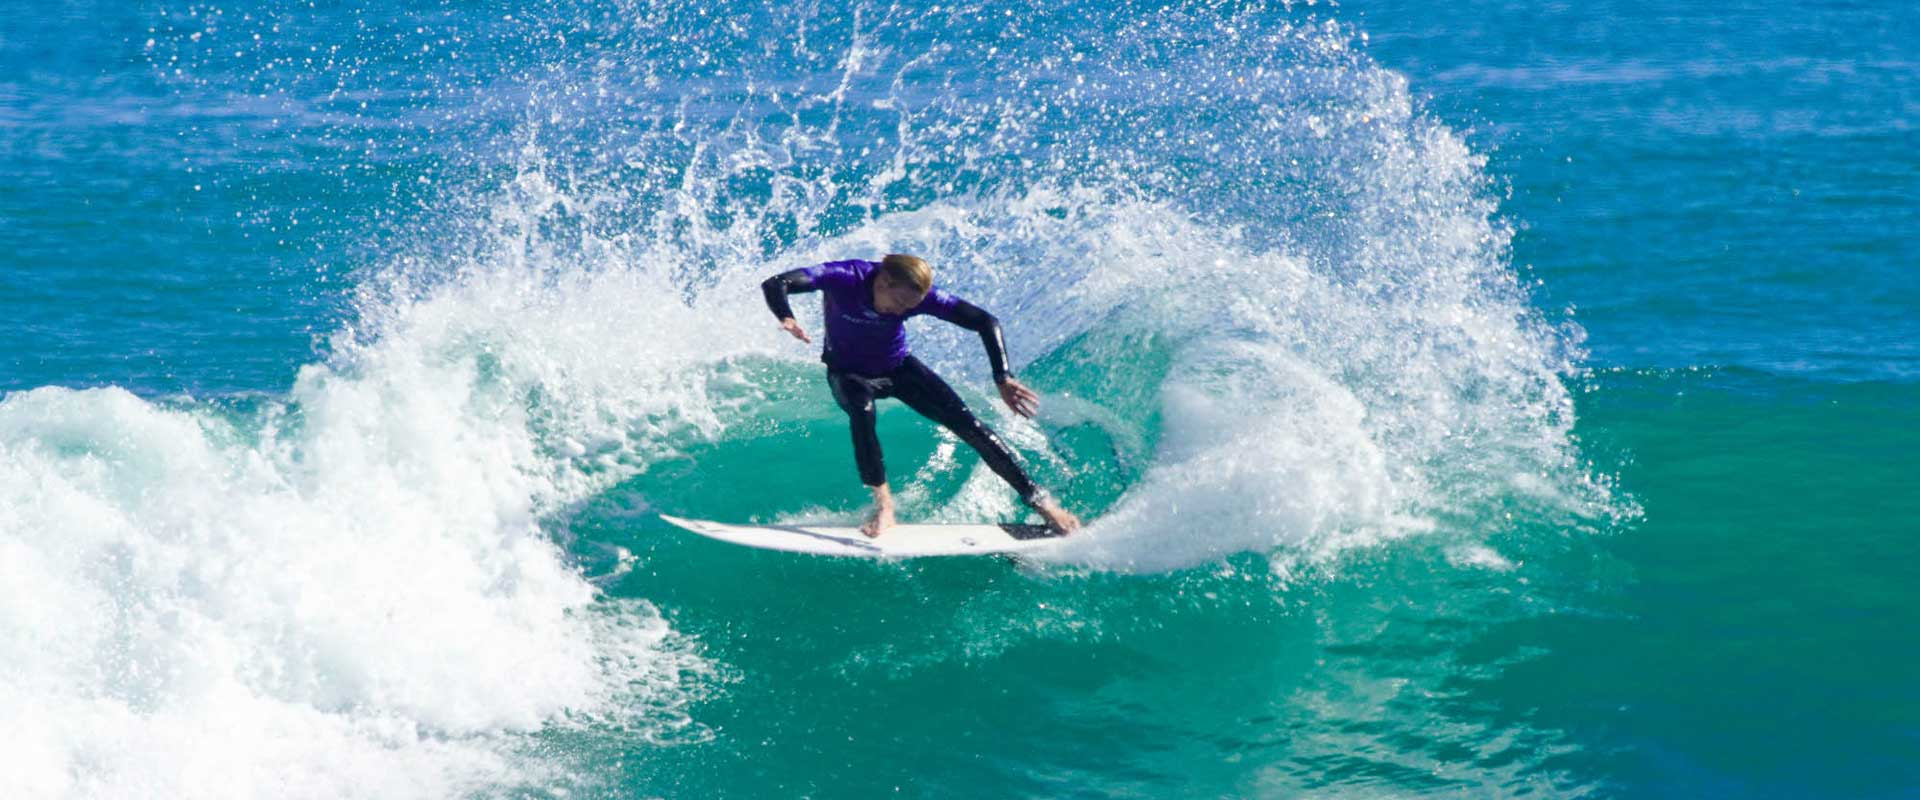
left=935, top=299, right=1010, bottom=381
left=936, top=299, right=1041, bottom=418
left=762, top=268, right=816, bottom=342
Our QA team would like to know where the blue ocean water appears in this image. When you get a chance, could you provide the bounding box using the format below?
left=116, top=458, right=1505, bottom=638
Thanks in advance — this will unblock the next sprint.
left=2, top=1, right=1915, bottom=798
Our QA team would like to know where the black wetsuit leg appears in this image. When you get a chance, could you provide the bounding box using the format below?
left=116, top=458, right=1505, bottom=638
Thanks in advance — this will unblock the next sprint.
left=887, top=356, right=1043, bottom=504
left=827, top=367, right=887, bottom=487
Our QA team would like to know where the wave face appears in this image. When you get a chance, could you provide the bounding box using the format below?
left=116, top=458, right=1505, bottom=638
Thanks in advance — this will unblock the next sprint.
left=2, top=0, right=1630, bottom=797
left=292, top=0, right=1616, bottom=567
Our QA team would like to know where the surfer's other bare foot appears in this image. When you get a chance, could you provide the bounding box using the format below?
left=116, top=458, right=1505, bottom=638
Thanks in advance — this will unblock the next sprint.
left=862, top=504, right=897, bottom=538
left=1034, top=497, right=1081, bottom=534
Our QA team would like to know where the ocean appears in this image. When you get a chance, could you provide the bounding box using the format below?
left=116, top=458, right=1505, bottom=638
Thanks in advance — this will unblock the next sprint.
left=2, top=0, right=1915, bottom=797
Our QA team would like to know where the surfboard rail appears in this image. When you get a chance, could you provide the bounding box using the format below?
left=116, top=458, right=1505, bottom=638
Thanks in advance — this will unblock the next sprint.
left=658, top=514, right=1064, bottom=558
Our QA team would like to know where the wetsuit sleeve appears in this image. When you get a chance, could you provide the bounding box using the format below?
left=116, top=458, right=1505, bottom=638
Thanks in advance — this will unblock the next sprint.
left=760, top=268, right=816, bottom=321
left=932, top=297, right=1013, bottom=383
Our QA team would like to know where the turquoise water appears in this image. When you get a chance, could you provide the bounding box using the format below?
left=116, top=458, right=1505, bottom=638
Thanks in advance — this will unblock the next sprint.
left=2, top=1, right=1915, bottom=797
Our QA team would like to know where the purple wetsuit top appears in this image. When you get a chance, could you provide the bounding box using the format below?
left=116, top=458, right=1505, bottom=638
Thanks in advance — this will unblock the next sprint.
left=801, top=259, right=965, bottom=375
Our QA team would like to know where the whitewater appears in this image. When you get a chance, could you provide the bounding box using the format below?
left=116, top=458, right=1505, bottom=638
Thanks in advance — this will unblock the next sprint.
left=39, top=0, right=1915, bottom=796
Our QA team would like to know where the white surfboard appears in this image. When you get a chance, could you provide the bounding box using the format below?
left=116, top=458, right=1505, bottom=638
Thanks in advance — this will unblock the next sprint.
left=658, top=514, right=1065, bottom=558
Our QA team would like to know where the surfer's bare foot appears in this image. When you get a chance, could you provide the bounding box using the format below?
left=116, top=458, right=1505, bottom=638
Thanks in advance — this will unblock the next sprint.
left=1034, top=497, right=1081, bottom=534
left=862, top=503, right=898, bottom=538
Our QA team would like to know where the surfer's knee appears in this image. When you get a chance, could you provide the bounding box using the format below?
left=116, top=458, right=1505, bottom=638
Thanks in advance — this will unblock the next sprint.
left=945, top=411, right=1000, bottom=449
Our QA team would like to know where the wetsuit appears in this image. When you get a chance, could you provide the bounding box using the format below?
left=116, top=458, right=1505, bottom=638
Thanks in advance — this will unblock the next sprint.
left=761, top=259, right=1046, bottom=506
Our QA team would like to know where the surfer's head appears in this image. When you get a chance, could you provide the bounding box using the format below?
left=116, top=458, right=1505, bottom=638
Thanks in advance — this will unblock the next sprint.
left=873, top=253, right=932, bottom=314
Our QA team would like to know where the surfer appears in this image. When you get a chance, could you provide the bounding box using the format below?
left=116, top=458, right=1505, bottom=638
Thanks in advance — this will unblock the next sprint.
left=762, top=254, right=1082, bottom=537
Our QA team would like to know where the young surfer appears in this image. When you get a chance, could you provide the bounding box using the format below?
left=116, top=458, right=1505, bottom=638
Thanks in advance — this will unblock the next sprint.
left=761, top=254, right=1082, bottom=537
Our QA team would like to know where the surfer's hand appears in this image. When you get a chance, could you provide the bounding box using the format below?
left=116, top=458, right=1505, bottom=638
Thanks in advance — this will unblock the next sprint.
left=997, top=377, right=1040, bottom=418
left=779, top=317, right=811, bottom=343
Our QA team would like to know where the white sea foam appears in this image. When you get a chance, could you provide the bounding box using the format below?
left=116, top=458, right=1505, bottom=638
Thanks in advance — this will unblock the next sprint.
left=0, top=224, right=724, bottom=797
left=757, top=176, right=1602, bottom=572
left=2, top=5, right=1627, bottom=795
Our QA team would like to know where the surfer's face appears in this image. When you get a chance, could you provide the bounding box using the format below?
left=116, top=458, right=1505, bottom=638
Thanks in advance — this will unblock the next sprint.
left=872, top=273, right=928, bottom=315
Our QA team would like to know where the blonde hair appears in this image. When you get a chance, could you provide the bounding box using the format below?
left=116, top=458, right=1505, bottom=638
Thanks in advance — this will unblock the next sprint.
left=880, top=254, right=933, bottom=293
